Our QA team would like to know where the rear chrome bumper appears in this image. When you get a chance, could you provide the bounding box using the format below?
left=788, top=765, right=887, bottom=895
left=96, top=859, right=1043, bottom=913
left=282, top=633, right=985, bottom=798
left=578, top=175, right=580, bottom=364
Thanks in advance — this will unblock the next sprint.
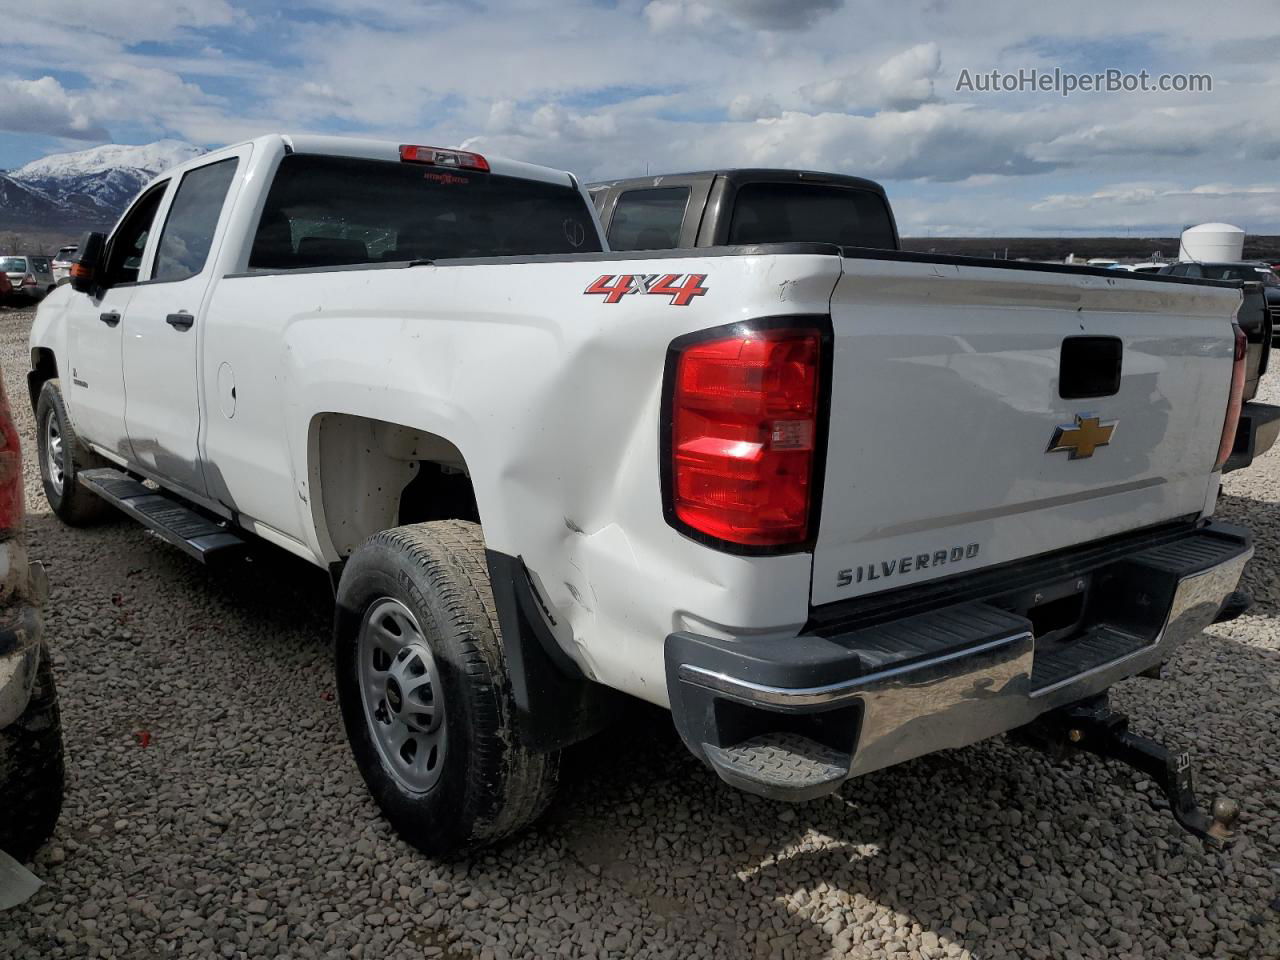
left=665, top=521, right=1251, bottom=801
left=1225, top=401, right=1280, bottom=473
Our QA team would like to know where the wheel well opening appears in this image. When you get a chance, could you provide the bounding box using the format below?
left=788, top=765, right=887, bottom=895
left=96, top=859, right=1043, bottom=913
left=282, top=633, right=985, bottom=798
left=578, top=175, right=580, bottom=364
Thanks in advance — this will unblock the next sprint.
left=398, top=462, right=479, bottom=526
left=313, top=414, right=477, bottom=558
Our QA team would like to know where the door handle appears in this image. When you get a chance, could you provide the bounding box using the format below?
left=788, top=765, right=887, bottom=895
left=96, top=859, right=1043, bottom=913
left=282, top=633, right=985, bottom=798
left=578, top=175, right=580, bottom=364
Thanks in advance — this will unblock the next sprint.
left=99, top=311, right=120, bottom=327
left=166, top=312, right=194, bottom=331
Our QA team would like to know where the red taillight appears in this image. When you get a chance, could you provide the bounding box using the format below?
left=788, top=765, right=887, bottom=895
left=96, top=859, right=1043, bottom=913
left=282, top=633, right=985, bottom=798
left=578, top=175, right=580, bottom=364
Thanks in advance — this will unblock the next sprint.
left=399, top=144, right=490, bottom=172
left=0, top=378, right=23, bottom=531
left=666, top=325, right=824, bottom=548
left=21, top=273, right=36, bottom=287
left=1214, top=323, right=1247, bottom=471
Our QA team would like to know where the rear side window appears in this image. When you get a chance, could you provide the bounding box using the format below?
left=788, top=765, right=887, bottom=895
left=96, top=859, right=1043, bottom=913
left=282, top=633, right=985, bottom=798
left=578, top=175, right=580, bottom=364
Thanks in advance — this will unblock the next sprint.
left=153, top=158, right=239, bottom=282
left=607, top=187, right=689, bottom=251
left=248, top=155, right=602, bottom=271
left=727, top=183, right=895, bottom=248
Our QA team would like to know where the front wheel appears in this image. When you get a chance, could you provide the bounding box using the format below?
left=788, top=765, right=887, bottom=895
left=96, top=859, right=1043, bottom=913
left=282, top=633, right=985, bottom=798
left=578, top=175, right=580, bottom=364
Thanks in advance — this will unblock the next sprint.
left=334, top=520, right=558, bottom=857
left=35, top=380, right=109, bottom=526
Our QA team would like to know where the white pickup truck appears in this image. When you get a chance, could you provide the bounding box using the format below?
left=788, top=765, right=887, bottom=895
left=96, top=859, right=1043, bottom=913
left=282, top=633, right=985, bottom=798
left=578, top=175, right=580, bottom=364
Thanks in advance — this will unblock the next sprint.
left=28, top=134, right=1259, bottom=855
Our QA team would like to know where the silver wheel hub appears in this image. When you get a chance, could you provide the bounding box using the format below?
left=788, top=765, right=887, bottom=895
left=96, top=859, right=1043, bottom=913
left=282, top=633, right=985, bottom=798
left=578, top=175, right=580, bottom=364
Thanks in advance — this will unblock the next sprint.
left=44, top=409, right=64, bottom=496
left=357, top=598, right=446, bottom=792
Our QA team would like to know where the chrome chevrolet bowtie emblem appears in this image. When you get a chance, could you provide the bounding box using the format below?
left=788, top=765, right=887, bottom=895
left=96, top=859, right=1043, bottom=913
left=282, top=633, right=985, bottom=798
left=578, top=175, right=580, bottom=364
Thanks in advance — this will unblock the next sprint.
left=1047, top=414, right=1116, bottom=460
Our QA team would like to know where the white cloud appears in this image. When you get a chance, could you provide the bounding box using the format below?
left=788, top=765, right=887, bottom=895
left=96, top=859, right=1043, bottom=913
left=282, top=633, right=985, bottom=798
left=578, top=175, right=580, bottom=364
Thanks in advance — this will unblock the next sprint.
left=644, top=0, right=842, bottom=33
left=1032, top=182, right=1280, bottom=229
left=53, top=0, right=241, bottom=41
left=0, top=76, right=108, bottom=140
left=728, top=94, right=782, bottom=120
left=804, top=42, right=942, bottom=112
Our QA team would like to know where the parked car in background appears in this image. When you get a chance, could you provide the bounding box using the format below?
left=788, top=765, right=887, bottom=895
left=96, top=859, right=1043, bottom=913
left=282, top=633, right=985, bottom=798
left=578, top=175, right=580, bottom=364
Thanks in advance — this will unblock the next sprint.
left=1, top=256, right=56, bottom=302
left=50, top=246, right=78, bottom=285
left=0, top=363, right=58, bottom=861
left=1161, top=261, right=1280, bottom=346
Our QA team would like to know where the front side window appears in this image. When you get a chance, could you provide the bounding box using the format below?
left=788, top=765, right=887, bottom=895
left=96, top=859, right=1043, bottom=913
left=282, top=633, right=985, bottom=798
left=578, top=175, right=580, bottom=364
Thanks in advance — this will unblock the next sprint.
left=30, top=257, right=50, bottom=272
left=607, top=188, right=689, bottom=251
left=727, top=183, right=896, bottom=249
left=153, top=158, right=239, bottom=282
left=248, top=154, right=601, bottom=271
left=103, top=182, right=168, bottom=286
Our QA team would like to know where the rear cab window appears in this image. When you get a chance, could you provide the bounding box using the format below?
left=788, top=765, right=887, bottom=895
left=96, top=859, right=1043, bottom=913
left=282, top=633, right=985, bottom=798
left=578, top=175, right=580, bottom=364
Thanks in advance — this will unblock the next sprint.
left=607, top=187, right=689, bottom=251
left=248, top=154, right=602, bottom=271
left=727, top=182, right=896, bottom=248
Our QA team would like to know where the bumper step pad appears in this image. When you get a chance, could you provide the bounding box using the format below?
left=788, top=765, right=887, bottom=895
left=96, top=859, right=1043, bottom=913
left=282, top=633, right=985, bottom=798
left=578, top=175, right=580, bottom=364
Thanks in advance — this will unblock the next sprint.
left=702, top=734, right=851, bottom=803
left=78, top=468, right=248, bottom=564
left=1030, top=625, right=1145, bottom=693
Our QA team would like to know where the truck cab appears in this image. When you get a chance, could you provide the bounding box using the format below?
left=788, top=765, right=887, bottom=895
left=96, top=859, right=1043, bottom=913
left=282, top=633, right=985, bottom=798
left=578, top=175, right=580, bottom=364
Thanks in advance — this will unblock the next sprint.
left=588, top=169, right=900, bottom=252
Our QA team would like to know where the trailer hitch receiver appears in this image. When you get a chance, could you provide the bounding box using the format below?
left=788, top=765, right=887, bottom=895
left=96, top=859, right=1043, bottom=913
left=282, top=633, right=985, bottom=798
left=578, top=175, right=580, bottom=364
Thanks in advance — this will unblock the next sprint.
left=1017, top=696, right=1240, bottom=848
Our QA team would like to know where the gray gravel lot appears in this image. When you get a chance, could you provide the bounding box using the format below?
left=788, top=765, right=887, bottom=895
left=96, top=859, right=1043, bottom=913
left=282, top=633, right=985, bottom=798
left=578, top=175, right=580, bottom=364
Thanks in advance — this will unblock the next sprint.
left=0, top=302, right=1277, bottom=959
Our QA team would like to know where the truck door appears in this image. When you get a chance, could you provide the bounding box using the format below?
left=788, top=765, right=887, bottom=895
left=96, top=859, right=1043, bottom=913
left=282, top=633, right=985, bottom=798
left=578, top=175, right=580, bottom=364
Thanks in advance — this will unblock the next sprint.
left=120, top=153, right=243, bottom=498
left=65, top=181, right=168, bottom=456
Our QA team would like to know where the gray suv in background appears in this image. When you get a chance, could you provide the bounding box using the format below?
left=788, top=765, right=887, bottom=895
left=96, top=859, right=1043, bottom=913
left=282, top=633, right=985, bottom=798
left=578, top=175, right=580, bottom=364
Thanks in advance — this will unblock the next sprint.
left=1, top=256, right=56, bottom=302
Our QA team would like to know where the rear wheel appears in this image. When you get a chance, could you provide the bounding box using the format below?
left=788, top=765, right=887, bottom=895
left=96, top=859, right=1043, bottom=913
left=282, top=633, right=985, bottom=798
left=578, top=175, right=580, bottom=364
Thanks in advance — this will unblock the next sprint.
left=334, top=520, right=558, bottom=857
left=0, top=647, right=65, bottom=861
left=36, top=380, right=109, bottom=526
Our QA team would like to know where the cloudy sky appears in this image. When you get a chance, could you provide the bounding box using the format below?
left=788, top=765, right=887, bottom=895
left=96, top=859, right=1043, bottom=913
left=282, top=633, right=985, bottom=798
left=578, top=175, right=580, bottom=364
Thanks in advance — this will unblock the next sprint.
left=0, top=0, right=1275, bottom=236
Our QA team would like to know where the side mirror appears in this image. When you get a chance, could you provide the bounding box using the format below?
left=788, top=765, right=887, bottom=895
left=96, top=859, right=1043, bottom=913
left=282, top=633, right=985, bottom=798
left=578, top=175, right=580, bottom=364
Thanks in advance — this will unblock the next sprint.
left=69, top=231, right=106, bottom=294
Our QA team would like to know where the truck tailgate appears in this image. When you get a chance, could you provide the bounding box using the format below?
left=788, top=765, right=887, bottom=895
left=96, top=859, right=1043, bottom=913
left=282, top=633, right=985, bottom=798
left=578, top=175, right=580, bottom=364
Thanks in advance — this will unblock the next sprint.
left=812, top=256, right=1242, bottom=606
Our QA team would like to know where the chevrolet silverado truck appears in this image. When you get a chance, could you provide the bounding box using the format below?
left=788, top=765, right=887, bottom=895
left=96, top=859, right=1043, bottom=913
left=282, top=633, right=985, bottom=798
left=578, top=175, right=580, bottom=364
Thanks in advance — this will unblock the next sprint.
left=26, top=135, right=1264, bottom=855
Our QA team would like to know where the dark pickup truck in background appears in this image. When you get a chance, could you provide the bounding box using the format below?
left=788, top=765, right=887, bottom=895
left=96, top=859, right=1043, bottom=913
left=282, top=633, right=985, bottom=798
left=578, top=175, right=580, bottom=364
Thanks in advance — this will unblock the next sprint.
left=588, top=168, right=900, bottom=252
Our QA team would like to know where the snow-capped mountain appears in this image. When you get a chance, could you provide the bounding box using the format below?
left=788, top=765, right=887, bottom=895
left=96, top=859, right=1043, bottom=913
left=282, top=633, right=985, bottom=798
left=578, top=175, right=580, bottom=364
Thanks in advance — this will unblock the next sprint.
left=0, top=140, right=206, bottom=230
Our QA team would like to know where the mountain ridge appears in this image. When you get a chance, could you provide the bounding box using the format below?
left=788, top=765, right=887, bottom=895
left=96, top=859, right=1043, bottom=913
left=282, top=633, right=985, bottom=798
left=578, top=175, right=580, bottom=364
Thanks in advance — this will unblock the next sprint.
left=0, top=140, right=205, bottom=231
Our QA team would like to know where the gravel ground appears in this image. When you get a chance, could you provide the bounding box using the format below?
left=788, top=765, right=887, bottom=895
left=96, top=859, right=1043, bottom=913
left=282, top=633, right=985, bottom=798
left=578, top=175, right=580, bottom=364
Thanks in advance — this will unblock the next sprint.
left=0, top=301, right=1277, bottom=960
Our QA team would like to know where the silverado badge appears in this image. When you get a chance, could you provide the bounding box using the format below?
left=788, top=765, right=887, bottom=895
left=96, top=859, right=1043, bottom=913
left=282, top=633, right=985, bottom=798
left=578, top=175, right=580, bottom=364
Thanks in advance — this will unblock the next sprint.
left=1047, top=414, right=1116, bottom=460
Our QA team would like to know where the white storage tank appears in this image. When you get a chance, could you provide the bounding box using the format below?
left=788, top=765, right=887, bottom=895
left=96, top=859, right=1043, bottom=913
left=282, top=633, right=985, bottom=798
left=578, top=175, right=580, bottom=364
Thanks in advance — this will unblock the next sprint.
left=1178, top=222, right=1245, bottom=262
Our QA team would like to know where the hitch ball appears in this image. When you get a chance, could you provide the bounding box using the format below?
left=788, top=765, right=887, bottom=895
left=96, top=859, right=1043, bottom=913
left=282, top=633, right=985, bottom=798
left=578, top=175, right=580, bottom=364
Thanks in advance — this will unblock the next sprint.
left=1211, top=797, right=1240, bottom=831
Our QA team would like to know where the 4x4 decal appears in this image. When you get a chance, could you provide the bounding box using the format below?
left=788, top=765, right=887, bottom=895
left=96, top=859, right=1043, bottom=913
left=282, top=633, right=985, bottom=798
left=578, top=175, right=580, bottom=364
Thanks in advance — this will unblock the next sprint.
left=585, top=273, right=708, bottom=306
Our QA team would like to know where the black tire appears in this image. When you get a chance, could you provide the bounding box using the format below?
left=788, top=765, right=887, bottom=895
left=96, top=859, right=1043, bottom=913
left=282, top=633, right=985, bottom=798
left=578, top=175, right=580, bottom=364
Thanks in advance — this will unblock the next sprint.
left=335, top=520, right=558, bottom=857
left=0, top=647, right=65, bottom=861
left=36, top=379, right=110, bottom=526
